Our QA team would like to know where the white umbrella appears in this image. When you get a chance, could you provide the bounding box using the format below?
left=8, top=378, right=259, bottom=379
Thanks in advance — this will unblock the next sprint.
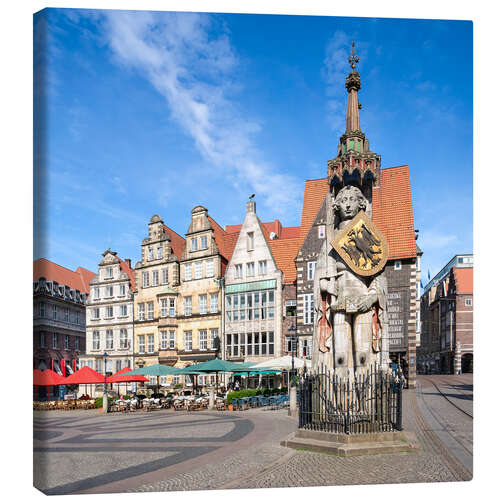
left=251, top=355, right=311, bottom=370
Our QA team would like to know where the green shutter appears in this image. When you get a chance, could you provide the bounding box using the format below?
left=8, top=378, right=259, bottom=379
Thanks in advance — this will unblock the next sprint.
left=349, top=139, right=354, bottom=150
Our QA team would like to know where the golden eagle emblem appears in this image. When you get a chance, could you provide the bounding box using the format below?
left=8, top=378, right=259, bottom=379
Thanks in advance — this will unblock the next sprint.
left=331, top=211, right=388, bottom=276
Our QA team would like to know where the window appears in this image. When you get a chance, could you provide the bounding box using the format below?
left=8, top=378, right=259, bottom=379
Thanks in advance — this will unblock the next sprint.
left=286, top=336, right=297, bottom=354
left=194, top=261, right=203, bottom=279
left=94, top=287, right=100, bottom=300
left=169, top=298, right=176, bottom=317
left=39, top=332, right=45, bottom=348
left=95, top=359, right=102, bottom=373
left=161, top=331, right=168, bottom=349
left=120, top=304, right=127, bottom=317
left=318, top=225, right=326, bottom=239
left=465, top=298, right=473, bottom=307
left=106, top=285, right=113, bottom=297
left=106, top=306, right=113, bottom=318
left=210, top=293, right=218, bottom=313
left=116, top=359, right=122, bottom=372
left=304, top=294, right=314, bottom=324
left=199, top=294, right=207, bottom=314
left=75, top=337, right=79, bottom=351
left=147, top=335, right=154, bottom=353
left=169, top=330, right=176, bottom=349
left=200, top=235, right=208, bottom=249
left=120, top=329, right=129, bottom=348
left=394, top=260, right=402, bottom=270
left=184, top=331, right=192, bottom=351
left=258, top=260, right=267, bottom=275
left=157, top=245, right=163, bottom=259
left=147, top=301, right=154, bottom=320
left=184, top=297, right=192, bottom=316
left=152, top=270, right=159, bottom=286
left=64, top=335, right=69, bottom=350
left=93, top=331, right=100, bottom=350
left=247, top=232, right=254, bottom=251
left=246, top=262, right=255, bottom=277
left=142, top=271, right=150, bottom=287
left=206, top=259, right=214, bottom=277
left=106, top=330, right=113, bottom=349
left=162, top=268, right=168, bottom=284
left=63, top=307, right=69, bottom=322
left=52, top=333, right=58, bottom=349
left=199, top=330, right=208, bottom=350
left=160, top=299, right=168, bottom=317
left=39, top=302, right=46, bottom=317
left=76, top=311, right=81, bottom=325
left=119, top=284, right=126, bottom=296
left=235, top=264, right=243, bottom=279
left=92, top=307, right=100, bottom=319
left=285, top=300, right=297, bottom=317
left=148, top=247, right=154, bottom=261
left=52, top=304, right=57, bottom=320
left=190, top=238, right=198, bottom=252
left=106, top=267, right=113, bottom=278
left=185, top=264, right=192, bottom=281
left=138, top=336, right=145, bottom=353
left=210, top=329, right=218, bottom=349
left=307, top=262, right=316, bottom=281
left=138, top=303, right=145, bottom=321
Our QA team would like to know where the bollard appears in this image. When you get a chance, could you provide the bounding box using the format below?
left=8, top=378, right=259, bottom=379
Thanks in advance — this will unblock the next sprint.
left=289, top=386, right=297, bottom=417
left=102, top=394, right=108, bottom=414
left=208, top=387, right=215, bottom=410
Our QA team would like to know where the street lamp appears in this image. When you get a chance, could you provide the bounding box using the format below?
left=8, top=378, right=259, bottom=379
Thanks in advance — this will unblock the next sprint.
left=288, top=322, right=297, bottom=387
left=102, top=352, right=109, bottom=413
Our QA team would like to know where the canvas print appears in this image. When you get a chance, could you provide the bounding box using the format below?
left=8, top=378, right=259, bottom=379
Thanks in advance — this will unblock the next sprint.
left=33, top=8, right=473, bottom=495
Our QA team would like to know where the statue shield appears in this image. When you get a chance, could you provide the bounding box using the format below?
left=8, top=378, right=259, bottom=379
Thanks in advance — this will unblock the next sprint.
left=331, top=211, right=389, bottom=276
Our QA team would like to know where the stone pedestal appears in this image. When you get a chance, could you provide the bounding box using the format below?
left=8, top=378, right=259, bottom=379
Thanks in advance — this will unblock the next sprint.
left=281, top=428, right=419, bottom=456
left=280, top=429, right=420, bottom=457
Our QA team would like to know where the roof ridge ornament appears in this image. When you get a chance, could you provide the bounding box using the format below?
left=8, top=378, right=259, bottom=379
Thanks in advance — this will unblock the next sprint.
left=348, top=40, right=359, bottom=70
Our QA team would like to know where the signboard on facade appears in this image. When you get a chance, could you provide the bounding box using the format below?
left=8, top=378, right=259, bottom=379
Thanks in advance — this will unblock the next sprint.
left=386, top=289, right=408, bottom=350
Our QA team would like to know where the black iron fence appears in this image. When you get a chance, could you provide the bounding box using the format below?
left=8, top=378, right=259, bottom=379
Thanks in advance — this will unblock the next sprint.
left=298, top=365, right=403, bottom=434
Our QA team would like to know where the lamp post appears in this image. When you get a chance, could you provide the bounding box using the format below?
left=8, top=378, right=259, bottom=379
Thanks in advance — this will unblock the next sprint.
left=288, top=322, right=297, bottom=387
left=102, top=352, right=109, bottom=414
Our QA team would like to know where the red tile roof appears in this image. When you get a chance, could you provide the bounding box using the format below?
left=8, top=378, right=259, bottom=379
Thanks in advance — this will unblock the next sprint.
left=299, top=178, right=330, bottom=245
left=163, top=225, right=186, bottom=260
left=452, top=267, right=473, bottom=295
left=208, top=216, right=233, bottom=262
left=226, top=220, right=299, bottom=240
left=117, top=258, right=136, bottom=291
left=33, top=258, right=96, bottom=293
left=269, top=238, right=301, bottom=284
left=372, top=166, right=417, bottom=259
left=298, top=168, right=417, bottom=260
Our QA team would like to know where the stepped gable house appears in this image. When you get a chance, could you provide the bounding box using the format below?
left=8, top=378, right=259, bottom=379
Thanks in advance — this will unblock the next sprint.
left=33, top=258, right=95, bottom=375
left=295, top=45, right=421, bottom=387
left=80, top=249, right=136, bottom=377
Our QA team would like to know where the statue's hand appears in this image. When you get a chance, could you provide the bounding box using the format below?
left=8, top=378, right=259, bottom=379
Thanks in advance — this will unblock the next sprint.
left=357, top=294, right=377, bottom=313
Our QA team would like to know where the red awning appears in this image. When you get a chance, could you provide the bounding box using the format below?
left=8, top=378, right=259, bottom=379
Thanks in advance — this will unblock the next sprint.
left=107, top=367, right=149, bottom=383
left=63, top=366, right=105, bottom=384
left=33, top=369, right=66, bottom=386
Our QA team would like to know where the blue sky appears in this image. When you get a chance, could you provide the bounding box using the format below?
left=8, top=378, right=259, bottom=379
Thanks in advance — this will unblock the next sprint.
left=34, top=8, right=472, bottom=281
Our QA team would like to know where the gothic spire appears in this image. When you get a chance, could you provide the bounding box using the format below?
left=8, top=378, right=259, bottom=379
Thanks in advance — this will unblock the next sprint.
left=345, top=41, right=361, bottom=133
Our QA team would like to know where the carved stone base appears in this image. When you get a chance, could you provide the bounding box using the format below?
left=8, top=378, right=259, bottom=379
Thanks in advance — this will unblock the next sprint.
left=281, top=428, right=419, bottom=457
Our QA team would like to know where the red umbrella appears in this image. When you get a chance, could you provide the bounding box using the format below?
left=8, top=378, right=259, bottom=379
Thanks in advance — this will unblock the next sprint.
left=33, top=369, right=66, bottom=386
left=64, top=366, right=105, bottom=384
left=107, top=367, right=149, bottom=383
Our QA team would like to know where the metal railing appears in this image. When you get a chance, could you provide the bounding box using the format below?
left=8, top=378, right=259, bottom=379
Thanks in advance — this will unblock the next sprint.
left=298, top=365, right=403, bottom=434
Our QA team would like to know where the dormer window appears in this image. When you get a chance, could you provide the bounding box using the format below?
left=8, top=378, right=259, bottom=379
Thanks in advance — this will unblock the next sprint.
left=148, top=247, right=154, bottom=261
left=394, top=261, right=402, bottom=270
left=106, top=267, right=113, bottom=278
left=157, top=245, right=163, bottom=259
left=191, top=238, right=198, bottom=252
left=247, top=232, right=254, bottom=251
left=200, top=235, right=208, bottom=250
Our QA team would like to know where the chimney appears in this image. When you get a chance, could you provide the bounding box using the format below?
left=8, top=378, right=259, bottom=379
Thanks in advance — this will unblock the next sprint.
left=246, top=200, right=256, bottom=213
left=125, top=259, right=132, bottom=268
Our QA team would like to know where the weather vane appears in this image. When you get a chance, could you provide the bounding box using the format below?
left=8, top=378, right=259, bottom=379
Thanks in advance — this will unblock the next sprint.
left=348, top=40, right=359, bottom=70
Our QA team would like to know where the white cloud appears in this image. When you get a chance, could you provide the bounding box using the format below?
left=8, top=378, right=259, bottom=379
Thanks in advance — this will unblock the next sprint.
left=82, top=10, right=301, bottom=218
left=418, top=231, right=458, bottom=250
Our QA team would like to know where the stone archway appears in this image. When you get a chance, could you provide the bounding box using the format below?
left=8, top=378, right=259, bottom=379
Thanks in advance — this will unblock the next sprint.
left=462, top=353, right=473, bottom=373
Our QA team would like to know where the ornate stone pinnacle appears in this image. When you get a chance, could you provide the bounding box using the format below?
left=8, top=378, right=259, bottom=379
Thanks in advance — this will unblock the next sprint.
left=348, top=40, right=359, bottom=70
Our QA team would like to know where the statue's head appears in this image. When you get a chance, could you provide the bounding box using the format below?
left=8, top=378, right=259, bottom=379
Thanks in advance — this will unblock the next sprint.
left=333, top=185, right=367, bottom=221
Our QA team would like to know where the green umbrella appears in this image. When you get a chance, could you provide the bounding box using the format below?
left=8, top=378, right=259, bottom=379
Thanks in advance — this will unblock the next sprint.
left=187, top=359, right=250, bottom=390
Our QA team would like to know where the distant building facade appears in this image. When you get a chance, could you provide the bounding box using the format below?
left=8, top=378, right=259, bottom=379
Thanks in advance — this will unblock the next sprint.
left=418, top=254, right=473, bottom=374
left=33, top=258, right=95, bottom=377
left=80, top=250, right=135, bottom=377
